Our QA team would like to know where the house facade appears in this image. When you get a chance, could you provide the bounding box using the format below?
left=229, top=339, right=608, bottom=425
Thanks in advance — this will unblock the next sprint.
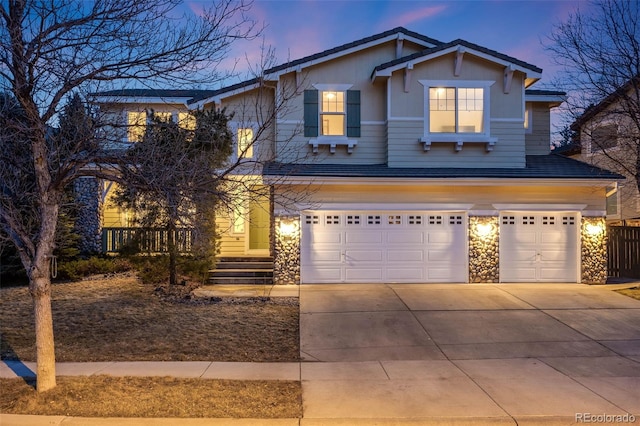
left=564, top=77, right=640, bottom=225
left=89, top=27, right=622, bottom=284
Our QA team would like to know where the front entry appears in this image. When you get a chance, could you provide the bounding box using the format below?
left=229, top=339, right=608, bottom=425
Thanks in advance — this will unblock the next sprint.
left=248, top=196, right=270, bottom=254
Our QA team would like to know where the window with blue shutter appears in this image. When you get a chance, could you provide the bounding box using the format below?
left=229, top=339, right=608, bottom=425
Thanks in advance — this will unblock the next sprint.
left=346, top=90, right=361, bottom=137
left=304, top=90, right=319, bottom=137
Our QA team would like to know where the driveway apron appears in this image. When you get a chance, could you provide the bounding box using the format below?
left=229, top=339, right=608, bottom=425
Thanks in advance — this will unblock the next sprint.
left=299, top=283, right=640, bottom=422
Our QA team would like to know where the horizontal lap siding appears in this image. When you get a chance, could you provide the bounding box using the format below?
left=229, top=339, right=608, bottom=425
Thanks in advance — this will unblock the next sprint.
left=387, top=120, right=525, bottom=168
left=276, top=121, right=386, bottom=164
left=216, top=215, right=245, bottom=256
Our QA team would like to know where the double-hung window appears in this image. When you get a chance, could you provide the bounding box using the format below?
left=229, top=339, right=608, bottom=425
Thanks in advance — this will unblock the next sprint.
left=321, top=91, right=345, bottom=136
left=237, top=128, right=254, bottom=159
left=304, top=85, right=360, bottom=153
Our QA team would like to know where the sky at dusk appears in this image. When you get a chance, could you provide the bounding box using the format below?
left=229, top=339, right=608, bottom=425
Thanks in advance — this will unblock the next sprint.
left=201, top=0, right=592, bottom=90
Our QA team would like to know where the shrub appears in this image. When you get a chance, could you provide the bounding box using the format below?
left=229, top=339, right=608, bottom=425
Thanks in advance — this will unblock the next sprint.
left=55, top=257, right=133, bottom=281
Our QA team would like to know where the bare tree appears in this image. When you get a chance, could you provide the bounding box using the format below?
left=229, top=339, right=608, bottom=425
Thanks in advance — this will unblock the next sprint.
left=0, top=0, right=255, bottom=392
left=545, top=0, right=640, bottom=189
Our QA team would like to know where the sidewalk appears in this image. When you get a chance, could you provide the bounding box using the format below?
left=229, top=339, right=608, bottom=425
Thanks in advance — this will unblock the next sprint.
left=2, top=283, right=640, bottom=425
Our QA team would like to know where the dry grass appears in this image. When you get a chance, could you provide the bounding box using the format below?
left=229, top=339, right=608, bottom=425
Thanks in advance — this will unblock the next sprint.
left=0, top=275, right=301, bottom=418
left=615, top=286, right=640, bottom=301
left=0, top=274, right=299, bottom=362
left=0, top=376, right=302, bottom=418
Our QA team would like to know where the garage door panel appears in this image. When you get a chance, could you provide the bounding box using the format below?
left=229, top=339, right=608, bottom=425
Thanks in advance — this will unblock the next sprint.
left=541, top=249, right=571, bottom=261
left=311, top=232, right=342, bottom=244
left=304, top=267, right=342, bottom=282
left=540, top=233, right=569, bottom=244
left=428, top=266, right=464, bottom=281
left=388, top=250, right=424, bottom=262
left=309, top=249, right=342, bottom=262
left=346, top=231, right=383, bottom=244
left=387, top=268, right=425, bottom=281
left=427, top=232, right=455, bottom=244
left=345, top=268, right=383, bottom=281
left=388, top=232, right=424, bottom=244
left=346, top=250, right=383, bottom=262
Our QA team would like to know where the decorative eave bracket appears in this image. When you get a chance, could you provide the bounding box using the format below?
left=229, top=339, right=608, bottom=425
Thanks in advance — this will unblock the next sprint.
left=309, top=139, right=357, bottom=154
left=454, top=47, right=465, bottom=77
left=396, top=34, right=405, bottom=58
left=403, top=63, right=414, bottom=93
left=503, top=65, right=514, bottom=94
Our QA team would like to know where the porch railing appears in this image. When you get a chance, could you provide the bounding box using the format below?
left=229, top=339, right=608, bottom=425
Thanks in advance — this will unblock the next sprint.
left=101, top=227, right=195, bottom=254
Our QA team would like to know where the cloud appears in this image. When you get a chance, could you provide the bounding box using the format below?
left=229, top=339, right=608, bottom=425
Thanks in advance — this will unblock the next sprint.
left=384, top=4, right=448, bottom=28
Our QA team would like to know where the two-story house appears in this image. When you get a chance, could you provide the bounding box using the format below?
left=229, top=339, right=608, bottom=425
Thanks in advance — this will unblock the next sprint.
left=89, top=27, right=621, bottom=284
left=565, top=77, right=640, bottom=225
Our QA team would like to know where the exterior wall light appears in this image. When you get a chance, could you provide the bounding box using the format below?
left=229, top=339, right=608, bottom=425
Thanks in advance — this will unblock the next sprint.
left=585, top=222, right=605, bottom=236
left=476, top=222, right=496, bottom=238
left=279, top=219, right=299, bottom=239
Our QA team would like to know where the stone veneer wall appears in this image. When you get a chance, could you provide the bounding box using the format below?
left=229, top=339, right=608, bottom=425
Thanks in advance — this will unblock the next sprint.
left=468, top=216, right=499, bottom=283
left=581, top=217, right=607, bottom=284
left=274, top=215, right=300, bottom=284
left=74, top=177, right=102, bottom=254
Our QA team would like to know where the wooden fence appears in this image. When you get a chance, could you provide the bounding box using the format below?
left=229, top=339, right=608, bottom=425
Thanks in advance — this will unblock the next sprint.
left=102, top=227, right=195, bottom=254
left=607, top=226, right=640, bottom=278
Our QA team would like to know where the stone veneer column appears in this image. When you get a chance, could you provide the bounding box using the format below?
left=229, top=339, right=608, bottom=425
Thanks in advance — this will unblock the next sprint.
left=468, top=216, right=500, bottom=283
left=273, top=215, right=300, bottom=285
left=581, top=217, right=607, bottom=284
left=74, top=177, right=103, bottom=254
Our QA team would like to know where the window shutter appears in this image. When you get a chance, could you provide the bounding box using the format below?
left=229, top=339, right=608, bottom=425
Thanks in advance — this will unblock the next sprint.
left=346, top=90, right=361, bottom=137
left=304, top=90, right=319, bottom=137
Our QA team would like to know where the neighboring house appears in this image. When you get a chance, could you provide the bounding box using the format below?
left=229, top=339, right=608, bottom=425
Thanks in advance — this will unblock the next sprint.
left=86, top=27, right=622, bottom=284
left=565, top=77, right=640, bottom=225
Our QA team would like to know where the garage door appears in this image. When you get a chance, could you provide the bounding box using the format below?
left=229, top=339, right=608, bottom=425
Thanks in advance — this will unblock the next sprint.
left=500, top=213, right=579, bottom=282
left=300, top=211, right=467, bottom=283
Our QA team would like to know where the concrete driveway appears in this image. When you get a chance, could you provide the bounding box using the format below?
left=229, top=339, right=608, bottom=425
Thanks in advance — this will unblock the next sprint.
left=300, top=283, right=640, bottom=423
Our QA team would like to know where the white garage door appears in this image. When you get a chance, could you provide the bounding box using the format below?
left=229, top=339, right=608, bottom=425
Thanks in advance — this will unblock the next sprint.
left=301, top=211, right=467, bottom=283
left=500, top=213, right=579, bottom=282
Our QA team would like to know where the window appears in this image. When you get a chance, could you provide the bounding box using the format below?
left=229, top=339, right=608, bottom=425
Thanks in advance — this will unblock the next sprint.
left=524, top=103, right=532, bottom=134
left=591, top=124, right=618, bottom=152
left=127, top=111, right=182, bottom=142
left=303, top=88, right=360, bottom=138
left=606, top=184, right=619, bottom=217
left=127, top=112, right=146, bottom=142
left=429, top=87, right=483, bottom=133
left=321, top=91, right=345, bottom=136
left=237, top=128, right=254, bottom=158
left=178, top=112, right=196, bottom=131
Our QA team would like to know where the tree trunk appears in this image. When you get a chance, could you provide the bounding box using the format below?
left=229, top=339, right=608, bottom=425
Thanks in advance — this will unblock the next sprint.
left=30, top=271, right=56, bottom=392
left=168, top=221, right=177, bottom=286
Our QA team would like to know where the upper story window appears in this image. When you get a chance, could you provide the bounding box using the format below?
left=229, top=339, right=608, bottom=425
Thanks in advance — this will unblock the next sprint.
left=429, top=87, right=484, bottom=133
left=419, top=80, right=495, bottom=152
left=304, top=85, right=360, bottom=154
left=304, top=86, right=360, bottom=138
left=237, top=128, right=254, bottom=159
left=524, top=103, right=532, bottom=134
left=590, top=124, right=618, bottom=153
left=321, top=91, right=345, bottom=136
left=127, top=111, right=192, bottom=142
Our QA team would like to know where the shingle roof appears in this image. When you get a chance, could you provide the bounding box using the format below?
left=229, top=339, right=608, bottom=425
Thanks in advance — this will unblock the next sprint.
left=91, top=89, right=217, bottom=100
left=263, top=155, right=623, bottom=180
left=373, top=39, right=542, bottom=77
left=526, top=89, right=566, bottom=97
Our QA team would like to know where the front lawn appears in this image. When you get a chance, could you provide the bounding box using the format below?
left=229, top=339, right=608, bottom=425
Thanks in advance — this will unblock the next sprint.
left=0, top=274, right=299, bottom=362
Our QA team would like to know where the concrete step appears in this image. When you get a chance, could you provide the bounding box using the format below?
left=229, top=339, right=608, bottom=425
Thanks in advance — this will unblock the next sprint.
left=208, top=276, right=274, bottom=285
left=213, top=262, right=274, bottom=270
left=210, top=269, right=274, bottom=278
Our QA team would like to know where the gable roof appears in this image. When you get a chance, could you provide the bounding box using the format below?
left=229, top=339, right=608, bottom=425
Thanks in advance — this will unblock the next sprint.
left=263, top=155, right=623, bottom=181
left=571, top=75, right=640, bottom=130
left=371, top=39, right=542, bottom=86
left=91, top=89, right=217, bottom=105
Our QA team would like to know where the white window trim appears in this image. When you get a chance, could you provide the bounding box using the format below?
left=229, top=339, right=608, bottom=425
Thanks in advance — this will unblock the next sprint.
left=419, top=80, right=496, bottom=152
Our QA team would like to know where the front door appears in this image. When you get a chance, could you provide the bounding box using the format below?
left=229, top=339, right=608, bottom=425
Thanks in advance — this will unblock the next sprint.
left=248, top=196, right=270, bottom=254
